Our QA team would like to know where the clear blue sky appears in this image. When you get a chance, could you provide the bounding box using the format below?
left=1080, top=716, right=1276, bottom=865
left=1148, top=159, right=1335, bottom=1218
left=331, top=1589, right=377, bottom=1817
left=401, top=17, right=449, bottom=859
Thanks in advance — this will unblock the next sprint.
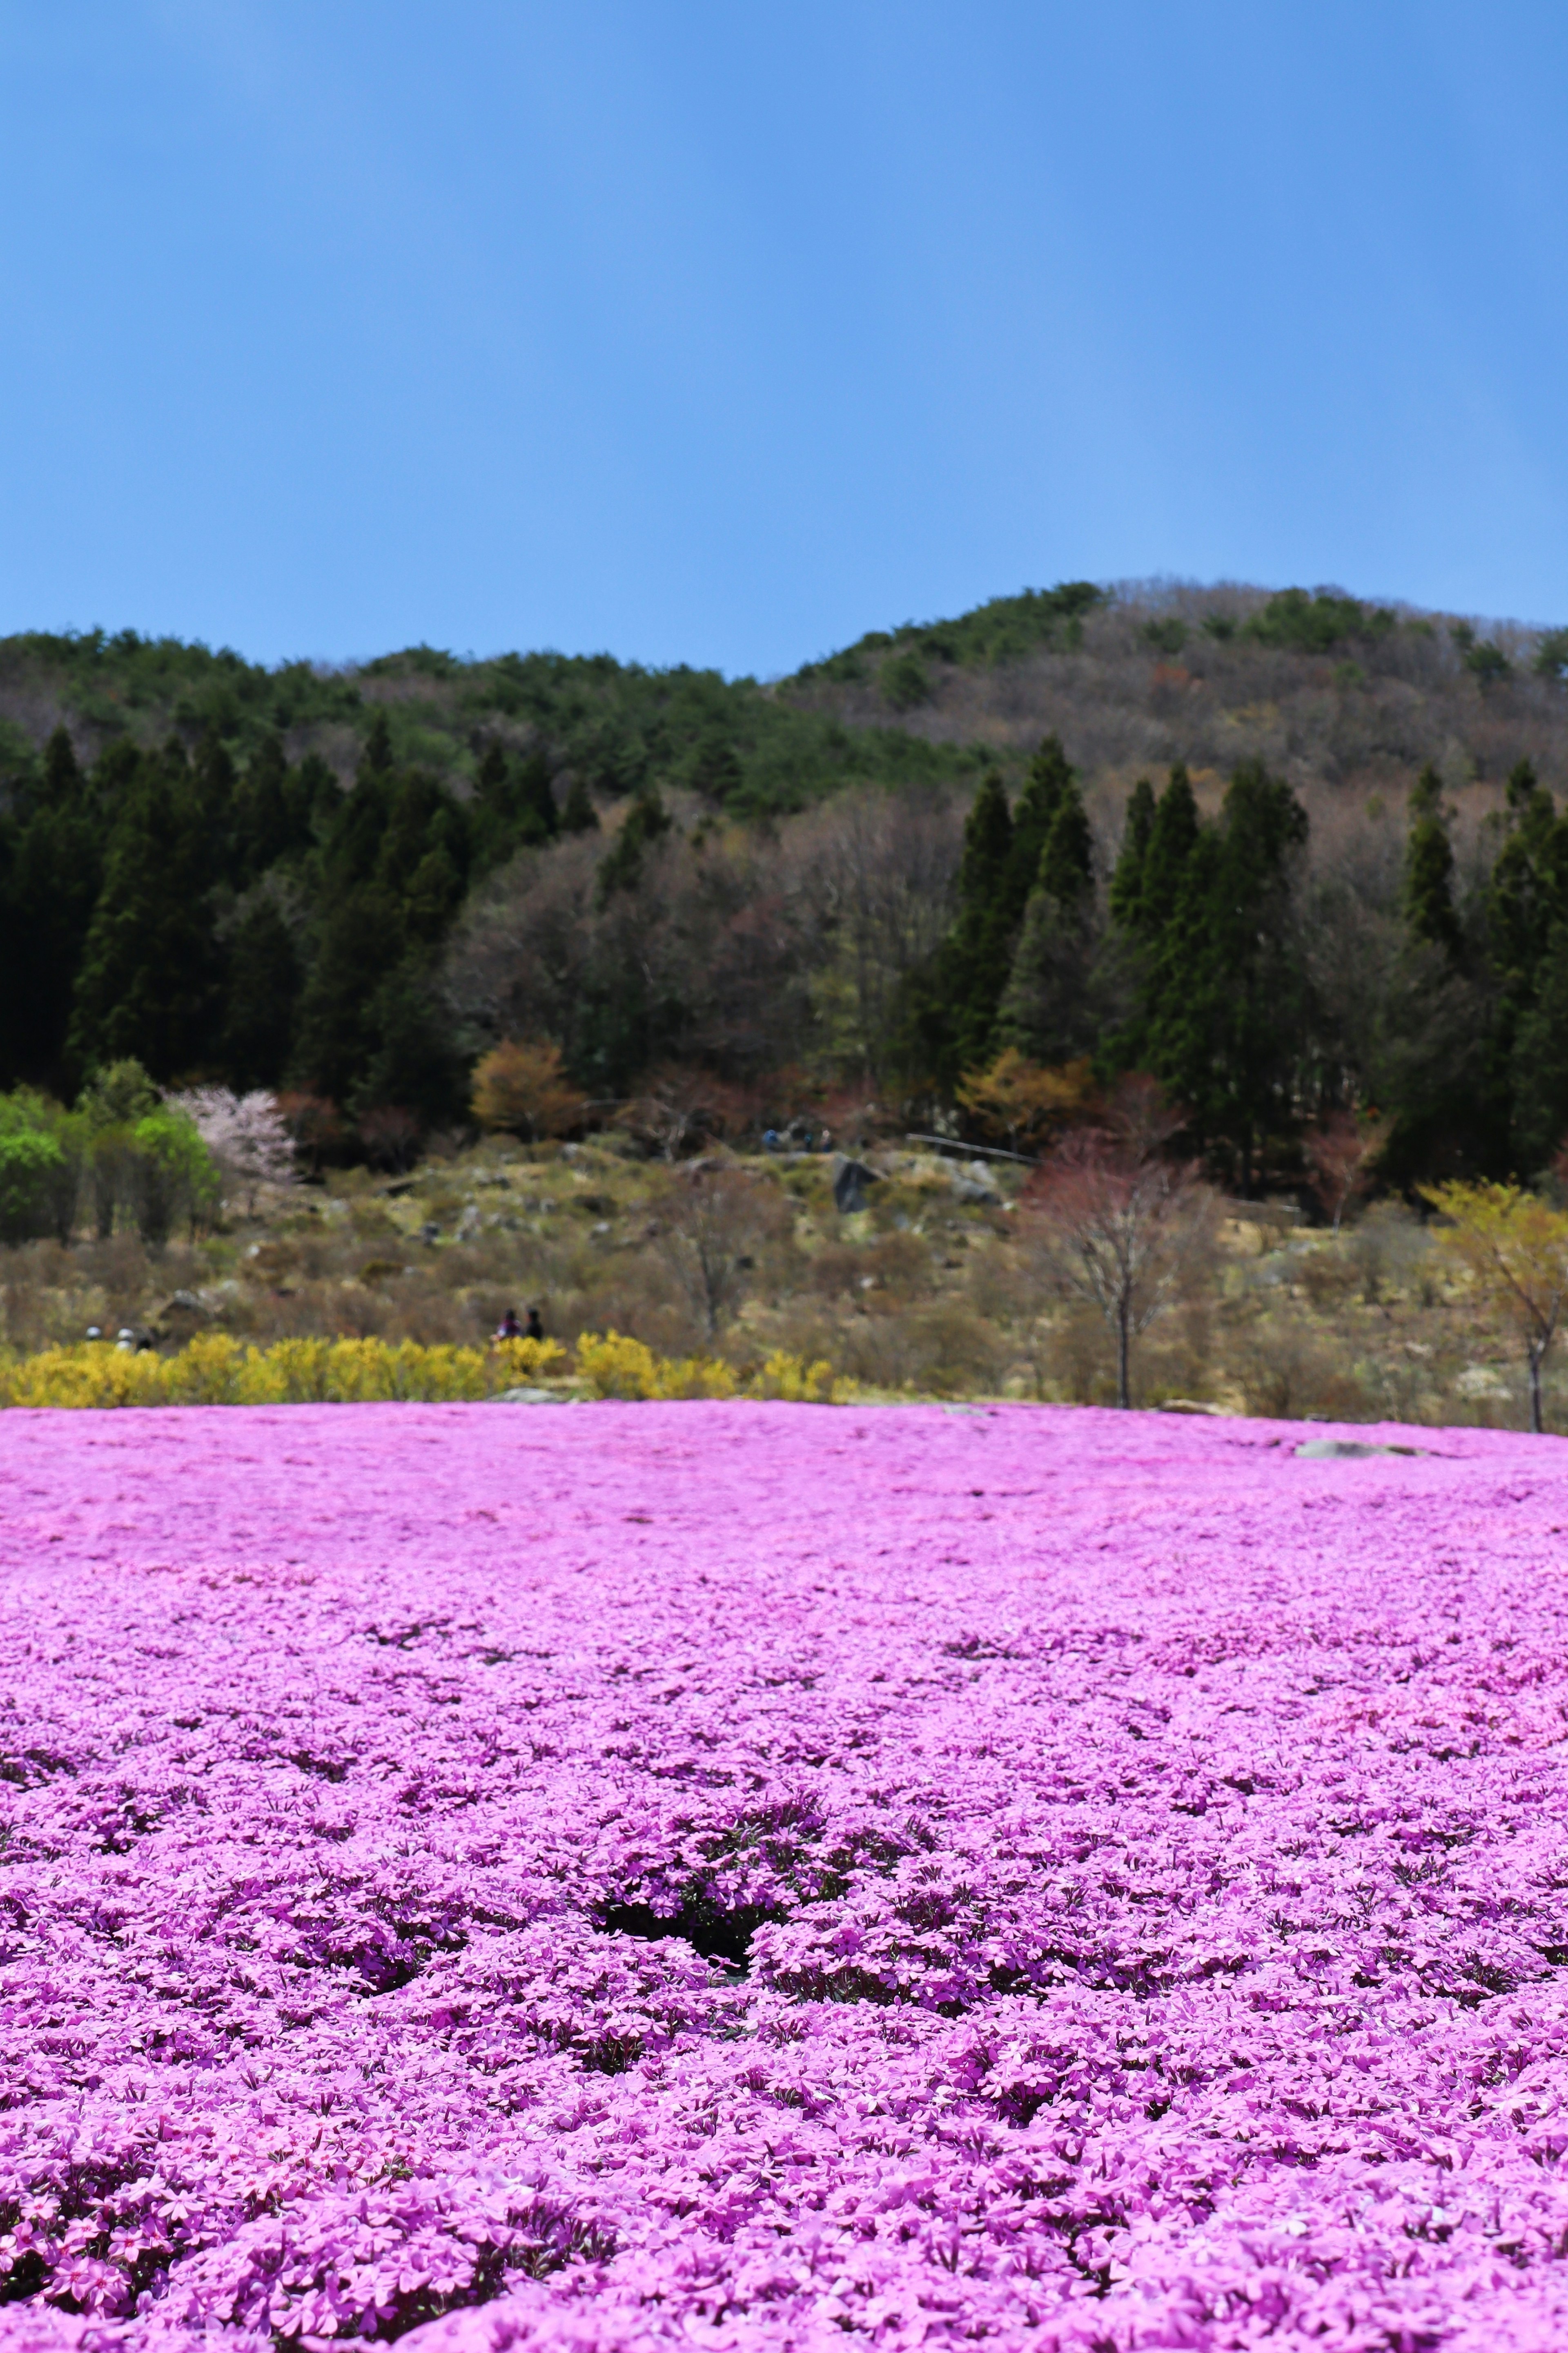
left=4, top=1, right=1566, bottom=675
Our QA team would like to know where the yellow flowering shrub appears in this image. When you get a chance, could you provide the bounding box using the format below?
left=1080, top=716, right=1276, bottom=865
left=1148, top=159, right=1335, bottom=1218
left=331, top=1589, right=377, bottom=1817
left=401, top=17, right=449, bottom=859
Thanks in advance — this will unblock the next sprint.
left=0, top=1329, right=841, bottom=1409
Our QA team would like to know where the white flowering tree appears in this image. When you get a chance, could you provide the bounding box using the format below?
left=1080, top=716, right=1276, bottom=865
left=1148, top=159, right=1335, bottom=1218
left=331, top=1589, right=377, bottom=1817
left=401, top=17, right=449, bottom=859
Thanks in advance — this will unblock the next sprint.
left=167, top=1090, right=296, bottom=1216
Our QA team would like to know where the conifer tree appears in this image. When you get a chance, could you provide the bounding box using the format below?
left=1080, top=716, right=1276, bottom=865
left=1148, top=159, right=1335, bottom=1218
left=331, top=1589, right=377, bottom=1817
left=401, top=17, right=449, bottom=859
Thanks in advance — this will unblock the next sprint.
left=1142, top=762, right=1307, bottom=1188
left=1134, top=763, right=1200, bottom=937
left=998, top=772, right=1096, bottom=1064
left=222, top=898, right=302, bottom=1091
left=4, top=729, right=103, bottom=1088
left=559, top=774, right=600, bottom=834
left=1108, top=780, right=1155, bottom=928
left=67, top=752, right=220, bottom=1081
left=289, top=883, right=406, bottom=1104
left=1037, top=776, right=1094, bottom=908
left=1510, top=919, right=1568, bottom=1172
left=1003, top=735, right=1073, bottom=925
left=946, top=771, right=1016, bottom=1073
left=691, top=736, right=743, bottom=805
left=1402, top=766, right=1463, bottom=961
left=236, top=732, right=295, bottom=874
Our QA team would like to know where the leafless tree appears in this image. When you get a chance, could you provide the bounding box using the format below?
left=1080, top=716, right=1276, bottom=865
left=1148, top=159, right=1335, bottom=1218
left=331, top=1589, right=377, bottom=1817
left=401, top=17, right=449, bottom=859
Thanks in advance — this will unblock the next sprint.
left=784, top=787, right=964, bottom=1079
left=1022, top=1078, right=1218, bottom=1407
left=654, top=1164, right=790, bottom=1339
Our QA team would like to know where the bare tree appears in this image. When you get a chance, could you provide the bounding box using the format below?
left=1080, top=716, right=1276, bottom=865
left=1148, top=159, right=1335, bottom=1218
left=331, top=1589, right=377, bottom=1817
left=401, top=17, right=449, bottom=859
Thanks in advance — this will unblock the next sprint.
left=1022, top=1079, right=1217, bottom=1408
left=1303, top=1109, right=1388, bottom=1235
left=785, top=786, right=964, bottom=1079
left=654, top=1164, right=789, bottom=1339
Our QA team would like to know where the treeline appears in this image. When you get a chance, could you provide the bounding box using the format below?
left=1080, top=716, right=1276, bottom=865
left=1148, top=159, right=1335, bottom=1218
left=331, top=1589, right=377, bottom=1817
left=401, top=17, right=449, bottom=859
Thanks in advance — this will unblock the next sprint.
left=0, top=714, right=601, bottom=1124
left=896, top=739, right=1568, bottom=1189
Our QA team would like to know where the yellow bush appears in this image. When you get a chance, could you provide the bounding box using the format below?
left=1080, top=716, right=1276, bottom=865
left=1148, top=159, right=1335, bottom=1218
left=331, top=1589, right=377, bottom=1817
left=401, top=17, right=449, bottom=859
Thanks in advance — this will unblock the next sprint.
left=755, top=1349, right=840, bottom=1403
left=0, top=1329, right=841, bottom=1410
left=492, top=1335, right=568, bottom=1386
left=574, top=1329, right=740, bottom=1400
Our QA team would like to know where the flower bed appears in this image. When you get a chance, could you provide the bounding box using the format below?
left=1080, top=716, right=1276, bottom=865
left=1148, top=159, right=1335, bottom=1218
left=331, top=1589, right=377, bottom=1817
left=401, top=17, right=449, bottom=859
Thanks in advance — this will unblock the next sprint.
left=2, top=1401, right=1568, bottom=2351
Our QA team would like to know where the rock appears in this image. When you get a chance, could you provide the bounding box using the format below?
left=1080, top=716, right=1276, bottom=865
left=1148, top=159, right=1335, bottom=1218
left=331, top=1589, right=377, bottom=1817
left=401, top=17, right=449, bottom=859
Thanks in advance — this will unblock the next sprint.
left=832, top=1157, right=880, bottom=1214
left=1158, top=1399, right=1225, bottom=1415
left=491, top=1387, right=569, bottom=1404
left=1294, top=1438, right=1425, bottom=1459
left=952, top=1178, right=1001, bottom=1207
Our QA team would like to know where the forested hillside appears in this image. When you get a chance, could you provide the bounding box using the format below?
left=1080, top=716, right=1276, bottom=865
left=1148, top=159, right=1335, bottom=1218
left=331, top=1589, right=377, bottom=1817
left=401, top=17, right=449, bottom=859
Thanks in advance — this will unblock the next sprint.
left=4, top=578, right=1568, bottom=1190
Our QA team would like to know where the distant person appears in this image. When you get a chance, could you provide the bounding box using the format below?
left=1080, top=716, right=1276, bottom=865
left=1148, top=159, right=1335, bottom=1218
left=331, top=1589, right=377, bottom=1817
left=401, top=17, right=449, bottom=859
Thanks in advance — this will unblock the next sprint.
left=495, top=1307, right=522, bottom=1340
left=526, top=1307, right=546, bottom=1344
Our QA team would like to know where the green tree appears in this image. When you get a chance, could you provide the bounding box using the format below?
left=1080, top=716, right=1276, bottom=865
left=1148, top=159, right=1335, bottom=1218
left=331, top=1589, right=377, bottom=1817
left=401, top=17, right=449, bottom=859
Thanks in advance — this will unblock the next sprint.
left=1003, top=736, right=1073, bottom=926
left=1133, top=764, right=1200, bottom=937
left=1143, top=762, right=1309, bottom=1187
left=1402, top=765, right=1463, bottom=961
left=2, top=727, right=105, bottom=1091
left=1511, top=920, right=1568, bottom=1172
left=559, top=774, right=600, bottom=834
left=223, top=897, right=303, bottom=1091
left=67, top=751, right=221, bottom=1082
left=125, top=1106, right=220, bottom=1250
left=1108, top=779, right=1156, bottom=928
left=290, top=884, right=406, bottom=1104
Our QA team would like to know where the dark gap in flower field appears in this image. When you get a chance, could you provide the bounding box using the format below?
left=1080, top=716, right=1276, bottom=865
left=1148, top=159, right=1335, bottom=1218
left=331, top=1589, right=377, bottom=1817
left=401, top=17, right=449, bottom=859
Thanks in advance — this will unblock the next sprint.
left=597, top=1898, right=781, bottom=1974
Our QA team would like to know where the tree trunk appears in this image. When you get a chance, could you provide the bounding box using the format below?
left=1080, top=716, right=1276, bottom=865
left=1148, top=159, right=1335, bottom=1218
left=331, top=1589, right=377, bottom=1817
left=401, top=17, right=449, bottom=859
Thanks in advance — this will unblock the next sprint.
left=1529, top=1343, right=1545, bottom=1435
left=1117, top=1305, right=1131, bottom=1410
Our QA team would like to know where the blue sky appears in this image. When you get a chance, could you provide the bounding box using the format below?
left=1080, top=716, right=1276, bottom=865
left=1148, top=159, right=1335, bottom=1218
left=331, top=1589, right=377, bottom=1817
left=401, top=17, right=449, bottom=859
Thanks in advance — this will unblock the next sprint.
left=3, top=1, right=1566, bottom=674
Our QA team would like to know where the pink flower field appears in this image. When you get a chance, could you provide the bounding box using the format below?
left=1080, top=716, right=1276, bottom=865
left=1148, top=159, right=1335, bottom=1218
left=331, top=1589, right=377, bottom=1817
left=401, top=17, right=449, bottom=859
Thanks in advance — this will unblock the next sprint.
left=4, top=1401, right=1568, bottom=2353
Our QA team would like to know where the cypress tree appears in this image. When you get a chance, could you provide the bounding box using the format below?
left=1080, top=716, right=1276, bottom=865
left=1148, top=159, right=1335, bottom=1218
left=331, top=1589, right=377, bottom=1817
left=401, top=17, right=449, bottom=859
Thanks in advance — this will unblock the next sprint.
left=1510, top=918, right=1568, bottom=1172
left=559, top=774, right=600, bottom=834
left=4, top=729, right=103, bottom=1089
left=67, top=752, right=220, bottom=1082
left=1037, top=776, right=1094, bottom=908
left=223, top=897, right=302, bottom=1091
left=1401, top=766, right=1463, bottom=961
left=692, top=735, right=744, bottom=805
left=290, top=883, right=407, bottom=1104
left=236, top=732, right=295, bottom=875
left=192, top=732, right=238, bottom=887
left=1142, top=761, right=1308, bottom=1188
left=1004, top=735, right=1073, bottom=924
left=1108, top=780, right=1156, bottom=928
left=947, top=772, right=1016, bottom=1072
left=1134, top=764, right=1200, bottom=937
left=998, top=774, right=1096, bottom=1064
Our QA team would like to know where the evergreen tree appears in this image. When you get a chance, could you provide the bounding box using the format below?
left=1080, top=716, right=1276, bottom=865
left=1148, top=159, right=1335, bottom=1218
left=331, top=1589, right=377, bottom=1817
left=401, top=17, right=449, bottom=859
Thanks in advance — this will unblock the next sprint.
left=595, top=787, right=673, bottom=905
left=192, top=732, right=238, bottom=887
left=559, top=774, right=600, bottom=834
left=349, top=965, right=467, bottom=1129
left=2, top=728, right=104, bottom=1089
left=1134, top=764, right=1200, bottom=937
left=1037, top=775, right=1094, bottom=908
left=998, top=775, right=1096, bottom=1065
left=363, top=712, right=394, bottom=776
left=223, top=898, right=302, bottom=1091
left=1108, top=780, right=1156, bottom=928
left=235, top=732, right=296, bottom=874
left=946, top=771, right=1016, bottom=1073
left=289, top=883, right=406, bottom=1104
left=472, top=743, right=558, bottom=869
left=1142, top=762, right=1308, bottom=1188
left=67, top=751, right=220, bottom=1082
left=1002, top=734, right=1073, bottom=924
left=691, top=735, right=743, bottom=805
left=1402, top=766, right=1463, bottom=961
left=1510, top=919, right=1568, bottom=1172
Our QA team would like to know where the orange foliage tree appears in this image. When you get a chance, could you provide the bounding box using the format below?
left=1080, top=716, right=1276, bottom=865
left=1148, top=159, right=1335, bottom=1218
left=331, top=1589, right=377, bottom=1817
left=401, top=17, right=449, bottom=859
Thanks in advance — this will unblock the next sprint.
left=470, top=1042, right=585, bottom=1140
left=956, top=1050, right=1096, bottom=1156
